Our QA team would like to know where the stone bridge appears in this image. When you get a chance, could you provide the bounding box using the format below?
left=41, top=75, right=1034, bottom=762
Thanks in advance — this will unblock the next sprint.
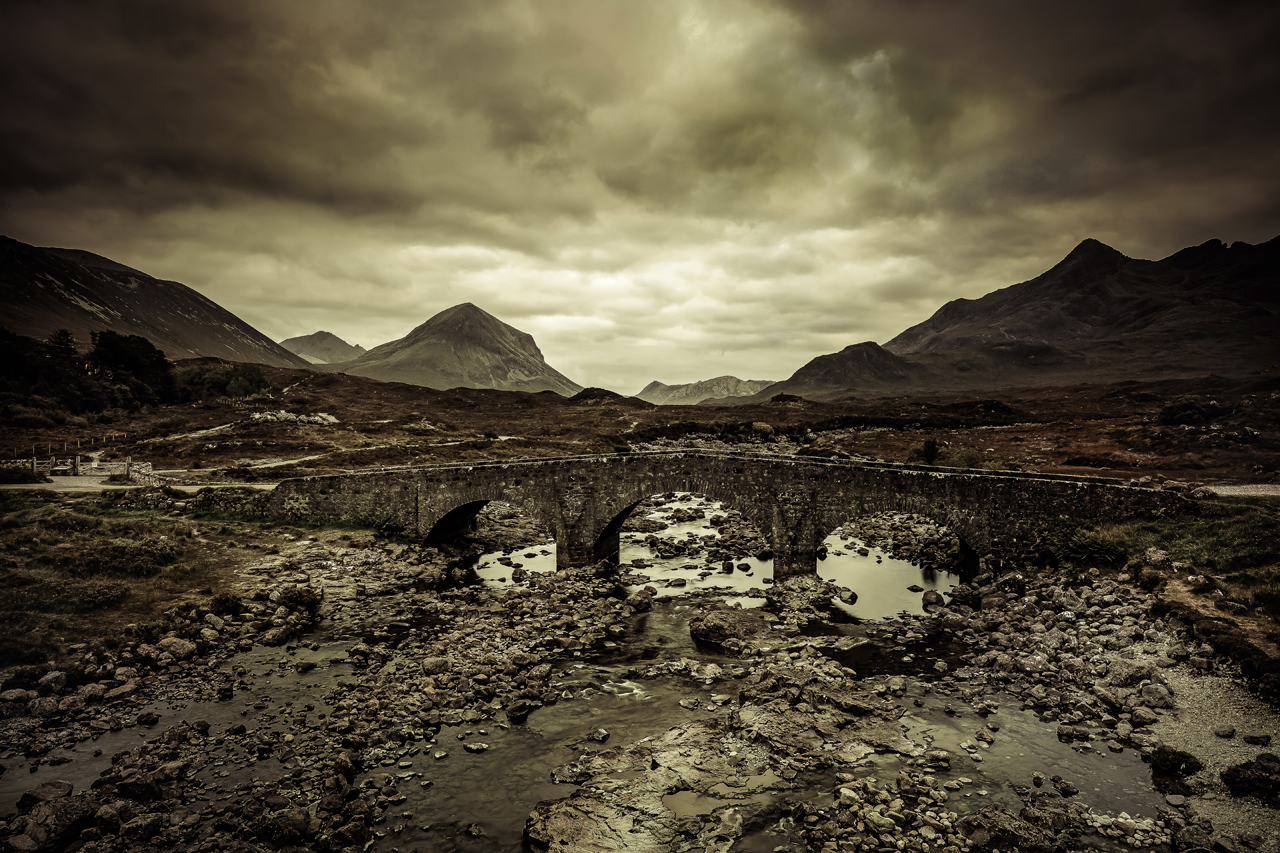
left=265, top=451, right=1183, bottom=577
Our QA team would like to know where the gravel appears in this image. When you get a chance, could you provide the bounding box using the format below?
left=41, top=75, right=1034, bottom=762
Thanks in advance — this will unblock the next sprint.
left=1149, top=666, right=1280, bottom=848
left=1206, top=485, right=1280, bottom=497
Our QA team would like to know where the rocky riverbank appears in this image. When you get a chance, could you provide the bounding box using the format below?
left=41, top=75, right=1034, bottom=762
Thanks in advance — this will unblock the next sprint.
left=2, top=503, right=1278, bottom=853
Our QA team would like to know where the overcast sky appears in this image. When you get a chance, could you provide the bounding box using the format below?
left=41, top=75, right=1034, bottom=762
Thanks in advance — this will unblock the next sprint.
left=3, top=0, right=1279, bottom=392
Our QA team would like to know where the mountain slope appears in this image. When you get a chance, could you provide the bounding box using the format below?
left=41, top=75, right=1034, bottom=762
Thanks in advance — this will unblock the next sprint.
left=334, top=303, right=582, bottom=395
left=0, top=235, right=311, bottom=368
left=886, top=236, right=1280, bottom=364
left=281, top=331, right=367, bottom=364
left=732, top=234, right=1280, bottom=403
left=635, top=376, right=775, bottom=405
left=738, top=342, right=932, bottom=401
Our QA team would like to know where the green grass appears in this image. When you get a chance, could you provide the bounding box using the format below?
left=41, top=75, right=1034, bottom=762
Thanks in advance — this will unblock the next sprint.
left=1111, top=497, right=1280, bottom=574
left=1082, top=496, right=1280, bottom=621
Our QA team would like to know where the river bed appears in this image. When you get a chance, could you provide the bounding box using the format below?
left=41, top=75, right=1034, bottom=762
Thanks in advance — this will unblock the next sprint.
left=2, top=495, right=1277, bottom=853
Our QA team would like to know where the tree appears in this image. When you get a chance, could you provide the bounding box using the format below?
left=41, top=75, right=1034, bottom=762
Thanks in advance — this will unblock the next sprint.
left=88, top=330, right=177, bottom=406
left=46, top=328, right=78, bottom=361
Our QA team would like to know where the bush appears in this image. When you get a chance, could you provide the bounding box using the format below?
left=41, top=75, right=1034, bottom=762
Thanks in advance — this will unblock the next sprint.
left=1042, top=527, right=1128, bottom=570
left=5, top=578, right=131, bottom=613
left=57, top=537, right=182, bottom=577
left=908, top=439, right=941, bottom=464
left=7, top=409, right=58, bottom=429
left=177, top=363, right=270, bottom=401
left=151, top=416, right=188, bottom=435
left=1157, top=398, right=1223, bottom=426
left=0, top=467, right=51, bottom=484
left=130, top=617, right=182, bottom=644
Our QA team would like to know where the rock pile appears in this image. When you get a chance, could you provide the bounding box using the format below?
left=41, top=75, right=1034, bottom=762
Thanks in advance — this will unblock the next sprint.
left=833, top=512, right=962, bottom=571
left=248, top=410, right=339, bottom=425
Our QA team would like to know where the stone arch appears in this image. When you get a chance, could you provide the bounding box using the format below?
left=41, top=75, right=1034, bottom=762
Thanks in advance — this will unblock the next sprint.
left=814, top=486, right=985, bottom=577
left=587, top=475, right=776, bottom=571
left=416, top=484, right=558, bottom=549
left=424, top=500, right=490, bottom=544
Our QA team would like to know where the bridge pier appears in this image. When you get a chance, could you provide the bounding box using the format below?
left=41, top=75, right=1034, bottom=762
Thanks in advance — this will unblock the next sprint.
left=771, top=547, right=818, bottom=579
left=555, top=526, right=620, bottom=569
left=766, top=488, right=822, bottom=579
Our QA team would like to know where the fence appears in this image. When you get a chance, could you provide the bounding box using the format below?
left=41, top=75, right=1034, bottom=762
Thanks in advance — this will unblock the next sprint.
left=6, top=433, right=130, bottom=459
left=0, top=457, right=152, bottom=478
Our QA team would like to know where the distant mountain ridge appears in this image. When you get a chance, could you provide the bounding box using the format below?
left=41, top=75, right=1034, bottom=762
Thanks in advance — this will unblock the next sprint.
left=0, top=235, right=311, bottom=368
left=733, top=234, right=1280, bottom=403
left=635, top=375, right=775, bottom=405
left=281, top=331, right=366, bottom=364
left=331, top=303, right=582, bottom=396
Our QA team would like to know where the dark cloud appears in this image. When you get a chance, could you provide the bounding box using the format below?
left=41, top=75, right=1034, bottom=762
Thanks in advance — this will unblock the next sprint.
left=2, top=0, right=1278, bottom=391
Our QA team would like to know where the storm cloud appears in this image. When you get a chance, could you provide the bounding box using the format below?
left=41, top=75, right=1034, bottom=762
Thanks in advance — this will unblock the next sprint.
left=3, top=0, right=1278, bottom=391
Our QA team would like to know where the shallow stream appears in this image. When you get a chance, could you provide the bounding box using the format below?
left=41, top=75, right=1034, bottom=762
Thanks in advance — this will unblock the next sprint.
left=1, top=496, right=1171, bottom=851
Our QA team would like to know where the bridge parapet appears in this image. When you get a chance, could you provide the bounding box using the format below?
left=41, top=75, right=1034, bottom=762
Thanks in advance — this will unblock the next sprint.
left=265, top=451, right=1184, bottom=577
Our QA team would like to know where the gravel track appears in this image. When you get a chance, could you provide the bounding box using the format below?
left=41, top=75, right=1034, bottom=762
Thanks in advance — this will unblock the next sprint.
left=1207, top=484, right=1280, bottom=497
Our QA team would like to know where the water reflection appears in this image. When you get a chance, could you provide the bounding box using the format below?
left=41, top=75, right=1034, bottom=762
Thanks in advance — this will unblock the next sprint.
left=472, top=495, right=960, bottom=621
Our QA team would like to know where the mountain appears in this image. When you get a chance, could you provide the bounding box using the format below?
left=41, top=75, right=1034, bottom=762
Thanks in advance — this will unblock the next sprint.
left=885, top=236, right=1280, bottom=369
left=281, top=331, right=367, bottom=364
left=0, top=235, right=311, bottom=368
left=333, top=303, right=582, bottom=395
left=731, top=342, right=937, bottom=402
left=635, top=375, right=776, bottom=405
left=732, top=235, right=1280, bottom=402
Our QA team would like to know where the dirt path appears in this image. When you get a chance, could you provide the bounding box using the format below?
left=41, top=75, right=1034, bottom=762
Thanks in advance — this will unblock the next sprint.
left=1208, top=484, right=1280, bottom=497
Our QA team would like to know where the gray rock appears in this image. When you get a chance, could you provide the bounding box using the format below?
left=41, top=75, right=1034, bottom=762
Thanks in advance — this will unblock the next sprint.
left=1142, top=548, right=1171, bottom=570
left=36, top=671, right=67, bottom=693
left=1130, top=707, right=1158, bottom=727
left=17, top=780, right=73, bottom=811
left=1140, top=683, right=1175, bottom=709
left=157, top=636, right=197, bottom=661
left=421, top=656, right=452, bottom=676
left=956, top=804, right=1053, bottom=852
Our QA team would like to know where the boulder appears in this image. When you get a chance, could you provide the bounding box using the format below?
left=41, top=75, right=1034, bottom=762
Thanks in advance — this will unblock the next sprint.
left=956, top=805, right=1053, bottom=852
left=688, top=608, right=771, bottom=647
left=1140, top=683, right=1175, bottom=709
left=156, top=636, right=197, bottom=661
left=36, top=671, right=67, bottom=694
left=1143, top=548, right=1171, bottom=570
left=1105, top=660, right=1155, bottom=688
left=17, top=780, right=73, bottom=811
left=1149, top=745, right=1203, bottom=778
left=1220, top=753, right=1280, bottom=807
left=421, top=656, right=452, bottom=676
left=26, top=795, right=96, bottom=848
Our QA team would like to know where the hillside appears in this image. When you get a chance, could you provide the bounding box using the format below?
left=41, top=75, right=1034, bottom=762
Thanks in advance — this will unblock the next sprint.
left=736, top=235, right=1280, bottom=402
left=281, top=331, right=367, bottom=364
left=332, top=303, right=582, bottom=396
left=635, top=376, right=775, bottom=405
left=0, top=235, right=310, bottom=368
left=885, top=236, right=1280, bottom=378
